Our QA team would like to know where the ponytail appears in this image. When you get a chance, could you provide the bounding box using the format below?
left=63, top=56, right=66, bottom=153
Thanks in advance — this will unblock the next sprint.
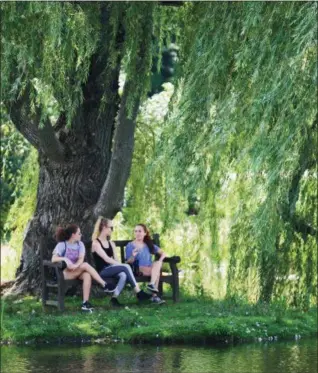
left=92, top=217, right=112, bottom=240
left=56, top=224, right=78, bottom=242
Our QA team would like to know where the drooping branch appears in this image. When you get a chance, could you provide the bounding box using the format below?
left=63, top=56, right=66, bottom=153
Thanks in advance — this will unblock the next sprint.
left=292, top=217, right=317, bottom=237
left=280, top=116, right=317, bottom=238
left=82, top=4, right=119, bottom=114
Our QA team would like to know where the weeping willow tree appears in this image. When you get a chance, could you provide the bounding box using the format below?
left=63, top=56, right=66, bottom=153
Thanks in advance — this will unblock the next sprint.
left=127, top=2, right=317, bottom=305
left=170, top=2, right=316, bottom=305
left=2, top=1, right=316, bottom=303
left=1, top=1, right=182, bottom=293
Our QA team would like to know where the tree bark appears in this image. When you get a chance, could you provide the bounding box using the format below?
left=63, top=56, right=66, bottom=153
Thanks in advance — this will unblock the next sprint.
left=94, top=81, right=140, bottom=218
left=6, top=2, right=156, bottom=294
left=9, top=4, right=123, bottom=293
left=12, top=128, right=113, bottom=293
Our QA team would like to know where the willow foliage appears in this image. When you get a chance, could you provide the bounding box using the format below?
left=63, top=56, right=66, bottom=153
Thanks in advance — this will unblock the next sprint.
left=2, top=2, right=316, bottom=304
left=1, top=2, right=179, bottom=125
left=150, top=2, right=317, bottom=304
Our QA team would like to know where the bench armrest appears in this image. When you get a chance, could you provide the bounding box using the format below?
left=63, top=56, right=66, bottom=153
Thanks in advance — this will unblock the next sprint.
left=42, top=260, right=66, bottom=284
left=43, top=260, right=64, bottom=269
left=163, top=256, right=181, bottom=264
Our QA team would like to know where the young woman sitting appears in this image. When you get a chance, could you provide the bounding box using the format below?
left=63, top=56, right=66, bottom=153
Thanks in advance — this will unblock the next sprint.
left=125, top=224, right=166, bottom=304
left=52, top=224, right=115, bottom=312
left=91, top=217, right=151, bottom=307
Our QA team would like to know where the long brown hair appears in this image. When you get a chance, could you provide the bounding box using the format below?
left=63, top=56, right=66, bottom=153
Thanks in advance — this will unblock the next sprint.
left=56, top=224, right=79, bottom=242
left=136, top=223, right=156, bottom=254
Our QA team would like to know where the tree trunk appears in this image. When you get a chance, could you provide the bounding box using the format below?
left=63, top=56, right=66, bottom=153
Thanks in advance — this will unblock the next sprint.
left=5, top=2, right=156, bottom=294
left=12, top=145, right=112, bottom=293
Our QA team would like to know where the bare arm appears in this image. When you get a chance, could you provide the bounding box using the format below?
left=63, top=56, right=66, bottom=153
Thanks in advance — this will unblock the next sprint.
left=92, top=240, right=120, bottom=266
left=51, top=254, right=77, bottom=270
left=52, top=254, right=70, bottom=265
left=110, top=241, right=120, bottom=262
left=157, top=248, right=166, bottom=262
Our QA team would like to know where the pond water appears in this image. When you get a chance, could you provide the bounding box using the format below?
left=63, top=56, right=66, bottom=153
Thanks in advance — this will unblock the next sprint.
left=1, top=338, right=317, bottom=373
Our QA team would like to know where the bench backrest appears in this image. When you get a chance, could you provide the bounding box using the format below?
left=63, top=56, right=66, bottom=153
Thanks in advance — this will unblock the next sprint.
left=41, top=234, right=160, bottom=265
left=113, top=234, right=160, bottom=263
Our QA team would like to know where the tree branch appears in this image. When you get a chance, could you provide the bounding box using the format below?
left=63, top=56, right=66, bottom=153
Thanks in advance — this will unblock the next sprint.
left=94, top=81, right=140, bottom=218
left=36, top=119, right=66, bottom=161
left=82, top=3, right=122, bottom=116
left=6, top=85, right=65, bottom=162
left=94, top=4, right=153, bottom=218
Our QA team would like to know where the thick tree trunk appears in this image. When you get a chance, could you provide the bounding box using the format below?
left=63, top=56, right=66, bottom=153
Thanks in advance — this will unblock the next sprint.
left=6, top=2, right=156, bottom=294
left=12, top=147, right=111, bottom=294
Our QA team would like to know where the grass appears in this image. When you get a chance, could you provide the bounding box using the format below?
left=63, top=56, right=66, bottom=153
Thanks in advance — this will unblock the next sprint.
left=1, top=290, right=317, bottom=346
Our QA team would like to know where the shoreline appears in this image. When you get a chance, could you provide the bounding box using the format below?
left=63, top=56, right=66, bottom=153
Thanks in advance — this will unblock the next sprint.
left=1, top=294, right=317, bottom=347
left=1, top=332, right=317, bottom=348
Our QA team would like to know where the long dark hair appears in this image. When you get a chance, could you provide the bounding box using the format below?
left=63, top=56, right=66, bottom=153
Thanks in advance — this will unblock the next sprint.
left=56, top=224, right=79, bottom=242
left=136, top=223, right=156, bottom=254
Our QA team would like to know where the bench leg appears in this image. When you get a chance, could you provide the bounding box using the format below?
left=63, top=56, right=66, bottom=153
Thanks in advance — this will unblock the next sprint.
left=172, top=281, right=179, bottom=302
left=158, top=280, right=163, bottom=298
left=171, top=268, right=180, bottom=303
left=58, top=282, right=65, bottom=311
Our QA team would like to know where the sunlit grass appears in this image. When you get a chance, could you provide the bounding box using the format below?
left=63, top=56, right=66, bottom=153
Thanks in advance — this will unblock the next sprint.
left=1, top=291, right=316, bottom=345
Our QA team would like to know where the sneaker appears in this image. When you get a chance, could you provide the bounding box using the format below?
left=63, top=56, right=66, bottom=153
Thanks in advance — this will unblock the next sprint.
left=110, top=297, right=123, bottom=307
left=81, top=301, right=94, bottom=312
left=147, top=283, right=159, bottom=293
left=103, top=283, right=116, bottom=294
left=137, top=290, right=152, bottom=301
left=151, top=296, right=165, bottom=305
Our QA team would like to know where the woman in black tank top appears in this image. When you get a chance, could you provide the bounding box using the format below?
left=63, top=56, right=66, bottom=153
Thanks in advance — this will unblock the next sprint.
left=93, top=238, right=114, bottom=271
left=91, top=217, right=151, bottom=307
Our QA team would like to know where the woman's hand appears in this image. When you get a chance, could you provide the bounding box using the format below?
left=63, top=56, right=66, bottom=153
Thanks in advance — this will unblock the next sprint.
left=132, top=248, right=139, bottom=257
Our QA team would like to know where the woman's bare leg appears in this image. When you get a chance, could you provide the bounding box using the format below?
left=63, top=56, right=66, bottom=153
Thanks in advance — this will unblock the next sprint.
left=150, top=261, right=162, bottom=288
left=140, top=265, right=162, bottom=296
left=63, top=267, right=86, bottom=280
left=79, top=271, right=92, bottom=302
left=63, top=263, right=106, bottom=287
left=78, top=263, right=106, bottom=287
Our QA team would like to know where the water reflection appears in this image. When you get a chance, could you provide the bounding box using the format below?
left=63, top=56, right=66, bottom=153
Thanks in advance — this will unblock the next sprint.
left=1, top=339, right=317, bottom=373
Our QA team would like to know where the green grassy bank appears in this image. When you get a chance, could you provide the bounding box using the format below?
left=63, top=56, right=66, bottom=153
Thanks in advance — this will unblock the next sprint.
left=1, top=292, right=317, bottom=346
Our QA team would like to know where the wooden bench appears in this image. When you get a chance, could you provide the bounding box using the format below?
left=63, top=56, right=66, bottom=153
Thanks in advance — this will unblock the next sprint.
left=41, top=234, right=181, bottom=311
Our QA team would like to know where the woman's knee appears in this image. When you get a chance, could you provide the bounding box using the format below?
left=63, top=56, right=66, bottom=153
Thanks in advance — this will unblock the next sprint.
left=118, top=272, right=127, bottom=280
left=80, top=262, right=89, bottom=270
left=123, top=263, right=134, bottom=274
